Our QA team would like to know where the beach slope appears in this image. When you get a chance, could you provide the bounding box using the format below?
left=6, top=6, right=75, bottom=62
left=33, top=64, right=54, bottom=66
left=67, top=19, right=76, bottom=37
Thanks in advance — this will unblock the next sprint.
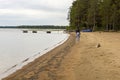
left=3, top=32, right=120, bottom=80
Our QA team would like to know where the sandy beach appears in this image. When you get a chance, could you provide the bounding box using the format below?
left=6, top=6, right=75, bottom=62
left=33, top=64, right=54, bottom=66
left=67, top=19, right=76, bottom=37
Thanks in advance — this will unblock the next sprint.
left=3, top=32, right=120, bottom=80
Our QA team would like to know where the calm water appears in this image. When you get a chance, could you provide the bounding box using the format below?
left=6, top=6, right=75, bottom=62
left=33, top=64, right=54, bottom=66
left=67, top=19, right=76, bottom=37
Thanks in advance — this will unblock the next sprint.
left=0, top=29, right=69, bottom=79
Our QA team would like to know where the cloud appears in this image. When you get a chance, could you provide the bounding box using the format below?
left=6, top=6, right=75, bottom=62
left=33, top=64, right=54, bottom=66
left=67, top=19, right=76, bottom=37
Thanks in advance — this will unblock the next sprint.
left=0, top=0, right=73, bottom=26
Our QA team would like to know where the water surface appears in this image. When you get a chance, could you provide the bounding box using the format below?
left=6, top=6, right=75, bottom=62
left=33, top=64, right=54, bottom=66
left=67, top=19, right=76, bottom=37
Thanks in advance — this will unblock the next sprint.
left=0, top=29, right=69, bottom=79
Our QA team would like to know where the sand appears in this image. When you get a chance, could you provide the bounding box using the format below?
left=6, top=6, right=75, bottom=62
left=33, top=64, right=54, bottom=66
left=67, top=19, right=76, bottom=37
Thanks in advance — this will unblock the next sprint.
left=3, top=32, right=120, bottom=80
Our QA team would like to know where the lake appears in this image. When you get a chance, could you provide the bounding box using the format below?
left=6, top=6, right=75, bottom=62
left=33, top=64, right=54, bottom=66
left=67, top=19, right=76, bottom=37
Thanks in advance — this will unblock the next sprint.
left=0, top=29, right=69, bottom=79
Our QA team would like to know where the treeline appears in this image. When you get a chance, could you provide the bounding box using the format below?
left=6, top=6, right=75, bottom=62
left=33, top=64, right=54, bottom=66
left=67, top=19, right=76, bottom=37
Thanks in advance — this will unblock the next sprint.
left=0, top=25, right=66, bottom=29
left=18, top=25, right=66, bottom=29
left=0, top=26, right=16, bottom=28
left=68, top=0, right=120, bottom=31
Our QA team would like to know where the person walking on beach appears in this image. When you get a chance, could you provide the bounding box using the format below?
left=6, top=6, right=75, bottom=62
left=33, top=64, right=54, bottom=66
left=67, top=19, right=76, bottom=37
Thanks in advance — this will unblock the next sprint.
left=76, top=28, right=80, bottom=41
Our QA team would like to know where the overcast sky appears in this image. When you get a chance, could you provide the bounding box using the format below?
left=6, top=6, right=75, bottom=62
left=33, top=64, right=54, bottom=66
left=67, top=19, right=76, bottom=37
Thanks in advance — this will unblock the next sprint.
left=0, top=0, right=73, bottom=26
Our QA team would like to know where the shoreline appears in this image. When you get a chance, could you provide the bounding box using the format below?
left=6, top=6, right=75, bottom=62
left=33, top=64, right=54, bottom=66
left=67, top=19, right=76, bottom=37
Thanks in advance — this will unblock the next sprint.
left=0, top=32, right=70, bottom=80
left=3, top=33, right=75, bottom=80
left=0, top=29, right=68, bottom=79
left=3, top=32, right=120, bottom=80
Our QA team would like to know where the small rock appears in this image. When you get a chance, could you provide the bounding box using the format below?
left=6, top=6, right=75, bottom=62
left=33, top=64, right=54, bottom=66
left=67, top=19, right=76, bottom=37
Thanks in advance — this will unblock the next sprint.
left=96, top=43, right=101, bottom=48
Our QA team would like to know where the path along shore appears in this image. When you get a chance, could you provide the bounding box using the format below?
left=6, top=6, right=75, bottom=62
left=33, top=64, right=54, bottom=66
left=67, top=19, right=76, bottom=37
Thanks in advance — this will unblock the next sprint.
left=3, top=32, right=120, bottom=80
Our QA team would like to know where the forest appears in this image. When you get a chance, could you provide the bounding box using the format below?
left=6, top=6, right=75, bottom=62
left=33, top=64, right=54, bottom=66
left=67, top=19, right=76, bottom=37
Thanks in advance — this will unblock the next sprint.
left=68, top=0, right=120, bottom=31
left=0, top=25, right=66, bottom=29
left=18, top=25, right=66, bottom=29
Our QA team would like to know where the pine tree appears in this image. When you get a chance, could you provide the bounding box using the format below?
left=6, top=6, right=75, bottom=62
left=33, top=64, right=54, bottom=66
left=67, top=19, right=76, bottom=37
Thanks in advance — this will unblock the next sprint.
left=68, top=0, right=120, bottom=31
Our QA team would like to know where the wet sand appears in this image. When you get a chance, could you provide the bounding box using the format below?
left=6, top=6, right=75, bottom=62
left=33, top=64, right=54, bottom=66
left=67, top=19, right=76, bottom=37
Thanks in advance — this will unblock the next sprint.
left=3, top=32, right=120, bottom=80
